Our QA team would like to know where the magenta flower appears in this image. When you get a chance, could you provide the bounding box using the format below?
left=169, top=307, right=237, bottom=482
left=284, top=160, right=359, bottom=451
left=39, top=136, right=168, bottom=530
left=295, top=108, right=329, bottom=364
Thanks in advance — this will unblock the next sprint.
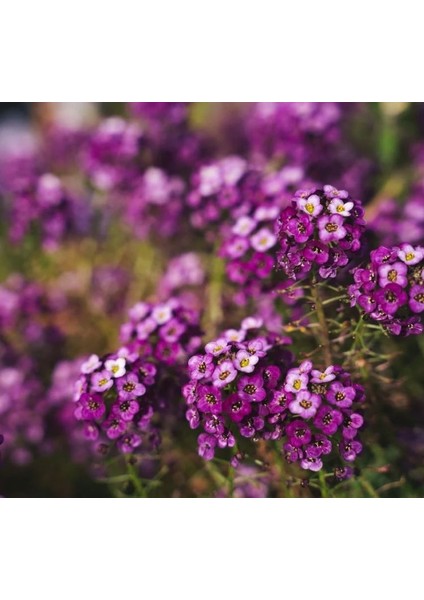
left=286, top=420, right=312, bottom=447
left=117, top=373, right=146, bottom=400
left=212, top=361, right=237, bottom=388
left=188, top=354, right=214, bottom=380
left=314, top=406, right=343, bottom=435
left=197, top=385, right=223, bottom=415
left=286, top=213, right=314, bottom=243
left=288, top=390, right=321, bottom=419
left=409, top=285, right=424, bottom=313
left=117, top=433, right=142, bottom=454
left=160, top=318, right=186, bottom=343
left=323, top=185, right=349, bottom=200
left=304, top=434, right=332, bottom=458
left=327, top=382, right=356, bottom=408
left=375, top=283, right=408, bottom=315
left=318, top=214, right=347, bottom=243
left=91, top=370, right=113, bottom=392
left=79, top=393, right=106, bottom=420
left=300, top=456, right=323, bottom=472
left=378, top=262, right=408, bottom=288
left=102, top=416, right=127, bottom=439
left=238, top=374, right=266, bottom=402
left=339, top=439, right=362, bottom=462
left=112, top=398, right=140, bottom=422
left=197, top=433, right=217, bottom=460
left=223, top=393, right=252, bottom=422
left=342, top=412, right=364, bottom=439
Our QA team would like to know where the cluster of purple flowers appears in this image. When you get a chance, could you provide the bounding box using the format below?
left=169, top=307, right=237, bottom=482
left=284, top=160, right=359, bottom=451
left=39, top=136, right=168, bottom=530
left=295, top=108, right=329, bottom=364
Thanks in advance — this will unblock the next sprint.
left=184, top=321, right=365, bottom=474
left=119, top=298, right=202, bottom=366
left=349, top=244, right=424, bottom=335
left=123, top=167, right=186, bottom=239
left=74, top=350, right=159, bottom=455
left=276, top=185, right=366, bottom=281
left=3, top=172, right=89, bottom=250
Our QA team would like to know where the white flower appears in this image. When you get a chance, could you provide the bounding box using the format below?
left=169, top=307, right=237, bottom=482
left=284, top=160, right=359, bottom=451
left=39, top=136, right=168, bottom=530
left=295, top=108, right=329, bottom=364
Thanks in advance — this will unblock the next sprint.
left=250, top=228, right=277, bottom=252
left=81, top=354, right=101, bottom=375
left=105, top=357, right=126, bottom=378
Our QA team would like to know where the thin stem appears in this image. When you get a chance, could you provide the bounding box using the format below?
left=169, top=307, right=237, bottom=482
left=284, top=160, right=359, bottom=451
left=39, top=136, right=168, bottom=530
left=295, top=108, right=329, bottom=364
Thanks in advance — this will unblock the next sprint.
left=310, top=282, right=333, bottom=366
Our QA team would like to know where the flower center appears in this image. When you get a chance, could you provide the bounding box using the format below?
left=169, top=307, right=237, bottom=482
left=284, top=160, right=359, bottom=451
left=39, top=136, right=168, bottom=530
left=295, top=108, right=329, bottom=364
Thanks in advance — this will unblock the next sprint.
left=405, top=252, right=415, bottom=261
left=232, top=401, right=242, bottom=412
left=325, top=223, right=338, bottom=233
left=295, top=428, right=306, bottom=438
left=240, top=358, right=250, bottom=368
left=99, top=378, right=109, bottom=386
left=293, top=379, right=302, bottom=390
left=198, top=362, right=206, bottom=373
left=387, top=269, right=398, bottom=282
left=336, top=204, right=345, bottom=213
left=244, top=384, right=257, bottom=395
left=335, top=391, right=345, bottom=402
left=88, top=400, right=99, bottom=410
left=219, top=370, right=230, bottom=380
left=206, top=393, right=217, bottom=405
left=123, top=382, right=136, bottom=392
left=111, top=365, right=120, bottom=374
left=305, top=203, right=314, bottom=214
left=299, top=399, right=312, bottom=409
left=385, top=290, right=397, bottom=303
left=415, top=293, right=424, bottom=303
left=120, top=400, right=130, bottom=411
left=323, top=413, right=333, bottom=425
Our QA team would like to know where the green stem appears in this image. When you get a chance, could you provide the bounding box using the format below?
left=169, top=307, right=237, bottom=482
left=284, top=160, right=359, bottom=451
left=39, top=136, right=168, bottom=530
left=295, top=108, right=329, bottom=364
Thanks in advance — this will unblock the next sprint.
left=318, top=470, right=330, bottom=498
left=310, top=283, right=333, bottom=366
left=127, top=461, right=147, bottom=498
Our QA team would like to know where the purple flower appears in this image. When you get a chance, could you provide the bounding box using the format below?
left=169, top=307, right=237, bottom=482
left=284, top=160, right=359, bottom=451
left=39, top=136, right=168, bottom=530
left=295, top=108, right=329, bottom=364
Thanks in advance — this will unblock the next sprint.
left=318, top=214, right=347, bottom=243
left=262, top=365, right=281, bottom=388
left=79, top=393, right=106, bottom=420
left=314, top=406, right=343, bottom=435
left=112, top=398, right=140, bottom=422
left=205, top=338, right=229, bottom=357
left=197, top=385, right=223, bottom=414
left=197, top=433, right=217, bottom=460
left=160, top=318, right=186, bottom=343
left=409, top=285, right=424, bottom=313
left=286, top=213, right=314, bottom=243
left=300, top=456, right=323, bottom=471
left=288, top=390, right=321, bottom=419
left=286, top=420, right=312, bottom=447
left=342, top=412, right=364, bottom=439
left=339, top=439, right=362, bottom=462
left=284, top=369, right=308, bottom=394
left=327, top=382, right=356, bottom=408
left=378, top=262, right=408, bottom=288
left=223, top=393, right=252, bottom=422
left=117, top=433, right=142, bottom=454
left=186, top=406, right=200, bottom=429
left=91, top=370, right=113, bottom=393
left=212, top=361, right=237, bottom=388
left=188, top=354, right=214, bottom=380
left=269, top=389, right=293, bottom=414
left=305, top=434, right=332, bottom=458
left=238, top=374, right=266, bottom=402
left=311, top=366, right=336, bottom=383
left=375, top=283, right=408, bottom=315
left=117, top=373, right=146, bottom=400
left=234, top=350, right=259, bottom=373
left=102, top=416, right=127, bottom=439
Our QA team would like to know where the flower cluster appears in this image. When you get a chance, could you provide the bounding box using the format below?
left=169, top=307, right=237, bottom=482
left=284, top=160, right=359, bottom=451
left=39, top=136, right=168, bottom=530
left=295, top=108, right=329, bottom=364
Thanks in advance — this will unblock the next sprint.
left=74, top=351, right=159, bottom=455
left=184, top=322, right=365, bottom=473
left=119, top=298, right=202, bottom=366
left=4, top=173, right=89, bottom=250
left=349, top=244, right=424, bottom=335
left=281, top=362, right=365, bottom=473
left=184, top=320, right=294, bottom=459
left=123, top=167, right=186, bottom=239
left=276, top=185, right=366, bottom=281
